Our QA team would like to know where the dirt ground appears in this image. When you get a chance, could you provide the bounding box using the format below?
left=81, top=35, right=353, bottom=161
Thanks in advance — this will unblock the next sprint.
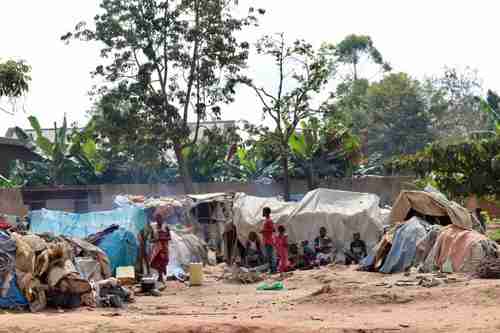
left=2, top=265, right=500, bottom=333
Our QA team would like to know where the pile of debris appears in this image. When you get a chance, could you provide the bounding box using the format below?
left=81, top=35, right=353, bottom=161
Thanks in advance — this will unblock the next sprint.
left=0, top=230, right=133, bottom=312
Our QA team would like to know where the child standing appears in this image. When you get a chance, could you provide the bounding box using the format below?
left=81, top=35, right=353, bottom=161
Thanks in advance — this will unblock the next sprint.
left=274, top=225, right=289, bottom=274
left=260, top=207, right=276, bottom=273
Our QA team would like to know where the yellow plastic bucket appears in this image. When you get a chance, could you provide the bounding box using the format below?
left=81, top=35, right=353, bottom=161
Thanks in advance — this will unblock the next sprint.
left=189, top=263, right=203, bottom=286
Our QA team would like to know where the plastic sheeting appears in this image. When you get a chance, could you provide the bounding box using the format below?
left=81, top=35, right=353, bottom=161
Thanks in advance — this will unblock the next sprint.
left=166, top=230, right=207, bottom=279
left=0, top=274, right=28, bottom=309
left=390, top=191, right=474, bottom=230
left=97, top=228, right=138, bottom=275
left=30, top=207, right=146, bottom=238
left=233, top=189, right=384, bottom=255
left=379, top=217, right=429, bottom=273
left=30, top=208, right=146, bottom=275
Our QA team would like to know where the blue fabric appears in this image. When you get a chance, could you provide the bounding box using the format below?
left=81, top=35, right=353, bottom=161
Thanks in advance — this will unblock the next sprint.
left=97, top=228, right=138, bottom=275
left=30, top=207, right=146, bottom=238
left=379, top=218, right=429, bottom=274
left=30, top=207, right=146, bottom=275
left=359, top=254, right=375, bottom=270
left=0, top=275, right=28, bottom=309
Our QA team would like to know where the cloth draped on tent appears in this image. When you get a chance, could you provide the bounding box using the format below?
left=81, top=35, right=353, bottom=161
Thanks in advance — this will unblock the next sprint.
left=423, top=225, right=498, bottom=273
left=379, top=217, right=429, bottom=274
left=390, top=191, right=474, bottom=230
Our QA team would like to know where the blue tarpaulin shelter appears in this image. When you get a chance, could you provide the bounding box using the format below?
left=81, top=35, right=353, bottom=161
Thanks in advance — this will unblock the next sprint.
left=30, top=207, right=146, bottom=274
left=379, top=217, right=429, bottom=274
left=30, top=207, right=146, bottom=237
left=97, top=228, right=138, bottom=274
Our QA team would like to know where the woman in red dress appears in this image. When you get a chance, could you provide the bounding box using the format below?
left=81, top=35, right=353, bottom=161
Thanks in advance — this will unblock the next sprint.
left=274, top=225, right=289, bottom=274
left=150, top=213, right=171, bottom=283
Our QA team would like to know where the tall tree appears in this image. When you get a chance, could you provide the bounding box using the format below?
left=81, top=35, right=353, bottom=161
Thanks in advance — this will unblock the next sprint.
left=367, top=72, right=434, bottom=159
left=63, top=0, right=262, bottom=193
left=0, top=59, right=31, bottom=114
left=91, top=85, right=174, bottom=184
left=236, top=34, right=335, bottom=200
left=425, top=67, right=491, bottom=139
left=335, top=34, right=391, bottom=81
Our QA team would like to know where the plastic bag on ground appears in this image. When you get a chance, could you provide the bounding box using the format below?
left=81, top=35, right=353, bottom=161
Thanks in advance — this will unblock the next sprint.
left=257, top=281, right=284, bottom=291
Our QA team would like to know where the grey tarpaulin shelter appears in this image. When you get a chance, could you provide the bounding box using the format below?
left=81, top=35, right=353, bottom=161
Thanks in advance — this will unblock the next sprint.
left=232, top=188, right=384, bottom=256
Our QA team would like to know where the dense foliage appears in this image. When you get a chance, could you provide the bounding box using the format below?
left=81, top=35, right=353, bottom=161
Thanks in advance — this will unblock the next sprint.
left=385, top=136, right=500, bottom=199
left=0, top=59, right=30, bottom=98
left=2, top=1, right=497, bottom=200
left=63, top=0, right=263, bottom=193
left=11, top=116, right=103, bottom=186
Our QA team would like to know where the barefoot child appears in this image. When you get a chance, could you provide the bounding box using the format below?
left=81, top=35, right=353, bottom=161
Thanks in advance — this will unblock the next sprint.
left=274, top=225, right=289, bottom=275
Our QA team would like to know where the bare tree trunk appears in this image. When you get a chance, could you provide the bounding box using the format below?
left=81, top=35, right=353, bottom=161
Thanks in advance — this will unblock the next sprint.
left=306, top=161, right=315, bottom=191
left=174, top=144, right=195, bottom=194
left=282, top=153, right=290, bottom=202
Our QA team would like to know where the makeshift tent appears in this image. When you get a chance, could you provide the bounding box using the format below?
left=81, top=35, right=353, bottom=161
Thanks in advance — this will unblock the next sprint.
left=390, top=191, right=476, bottom=231
left=30, top=207, right=146, bottom=237
left=167, top=229, right=208, bottom=279
left=233, top=189, right=384, bottom=256
left=378, top=217, right=430, bottom=273
left=30, top=207, right=146, bottom=273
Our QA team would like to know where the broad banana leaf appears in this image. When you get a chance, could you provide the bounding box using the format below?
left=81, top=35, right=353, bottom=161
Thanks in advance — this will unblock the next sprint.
left=28, top=116, right=54, bottom=157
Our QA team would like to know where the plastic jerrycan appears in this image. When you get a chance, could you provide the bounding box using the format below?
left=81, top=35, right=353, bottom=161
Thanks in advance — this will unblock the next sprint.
left=189, top=262, right=203, bottom=286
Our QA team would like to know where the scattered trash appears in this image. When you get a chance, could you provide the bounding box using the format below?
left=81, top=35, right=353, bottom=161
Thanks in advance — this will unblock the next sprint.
left=257, top=281, right=284, bottom=291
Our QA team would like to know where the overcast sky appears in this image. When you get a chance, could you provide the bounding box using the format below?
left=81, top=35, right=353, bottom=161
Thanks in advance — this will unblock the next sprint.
left=1, top=0, right=499, bottom=135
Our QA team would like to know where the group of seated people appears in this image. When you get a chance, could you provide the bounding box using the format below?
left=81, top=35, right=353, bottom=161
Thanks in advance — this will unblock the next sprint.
left=241, top=226, right=368, bottom=270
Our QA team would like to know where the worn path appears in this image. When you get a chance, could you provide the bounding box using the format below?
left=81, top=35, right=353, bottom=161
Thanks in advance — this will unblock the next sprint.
left=2, top=265, right=500, bottom=332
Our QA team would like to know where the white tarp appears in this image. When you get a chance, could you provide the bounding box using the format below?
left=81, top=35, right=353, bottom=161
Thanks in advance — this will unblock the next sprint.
left=233, top=188, right=384, bottom=255
left=166, top=230, right=208, bottom=279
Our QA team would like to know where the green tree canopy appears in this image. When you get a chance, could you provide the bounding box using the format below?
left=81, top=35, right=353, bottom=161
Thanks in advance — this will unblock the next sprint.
left=366, top=72, right=435, bottom=159
left=0, top=59, right=31, bottom=115
left=335, top=34, right=391, bottom=81
left=63, top=0, right=262, bottom=193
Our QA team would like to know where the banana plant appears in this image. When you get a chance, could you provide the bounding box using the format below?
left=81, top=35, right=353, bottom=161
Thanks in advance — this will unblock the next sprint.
left=478, top=96, right=500, bottom=135
left=0, top=174, right=21, bottom=188
left=289, top=119, right=321, bottom=190
left=224, top=147, right=280, bottom=182
left=14, top=116, right=103, bottom=185
left=289, top=118, right=362, bottom=189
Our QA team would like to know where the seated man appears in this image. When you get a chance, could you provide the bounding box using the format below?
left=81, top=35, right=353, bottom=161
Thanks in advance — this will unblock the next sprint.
left=314, top=227, right=334, bottom=266
left=245, top=231, right=264, bottom=268
left=345, top=232, right=368, bottom=265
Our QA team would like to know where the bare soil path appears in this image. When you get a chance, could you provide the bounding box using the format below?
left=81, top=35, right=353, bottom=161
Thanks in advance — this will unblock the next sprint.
left=2, top=265, right=500, bottom=333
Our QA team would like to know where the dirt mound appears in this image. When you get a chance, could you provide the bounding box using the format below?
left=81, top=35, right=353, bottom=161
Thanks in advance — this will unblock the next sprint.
left=353, top=292, right=414, bottom=305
